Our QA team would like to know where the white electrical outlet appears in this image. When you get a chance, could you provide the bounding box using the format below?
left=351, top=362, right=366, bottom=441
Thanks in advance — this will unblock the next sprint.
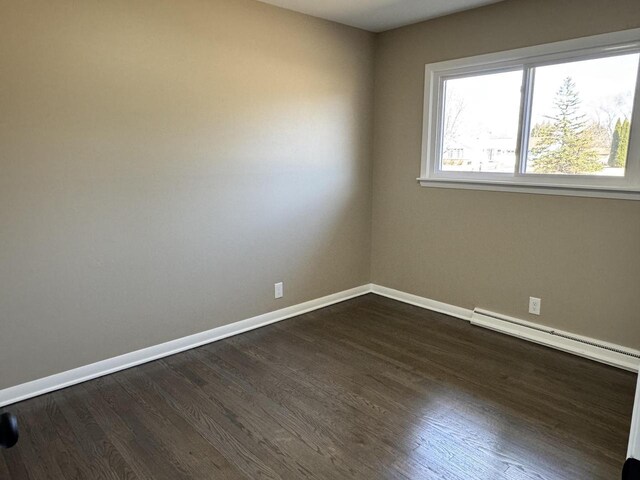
left=529, top=297, right=541, bottom=315
left=274, top=282, right=283, bottom=299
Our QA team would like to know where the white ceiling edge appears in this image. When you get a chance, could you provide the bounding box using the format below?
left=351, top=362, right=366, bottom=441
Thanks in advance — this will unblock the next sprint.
left=254, top=0, right=506, bottom=33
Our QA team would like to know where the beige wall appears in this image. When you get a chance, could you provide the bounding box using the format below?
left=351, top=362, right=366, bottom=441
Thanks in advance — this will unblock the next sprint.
left=371, top=0, right=640, bottom=349
left=0, top=0, right=374, bottom=389
left=2, top=0, right=640, bottom=392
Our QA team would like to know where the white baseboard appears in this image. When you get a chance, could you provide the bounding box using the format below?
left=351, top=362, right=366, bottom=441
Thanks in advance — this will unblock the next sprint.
left=3, top=282, right=636, bottom=408
left=370, top=284, right=473, bottom=321
left=0, top=284, right=372, bottom=407
left=370, top=284, right=638, bottom=372
left=471, top=309, right=640, bottom=372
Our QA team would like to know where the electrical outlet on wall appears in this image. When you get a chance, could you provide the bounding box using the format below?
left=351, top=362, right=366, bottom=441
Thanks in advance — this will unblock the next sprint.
left=529, top=297, right=541, bottom=315
left=274, top=282, right=283, bottom=299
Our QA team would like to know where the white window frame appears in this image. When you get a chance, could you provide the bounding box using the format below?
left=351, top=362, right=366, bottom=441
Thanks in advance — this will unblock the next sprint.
left=419, top=29, right=640, bottom=200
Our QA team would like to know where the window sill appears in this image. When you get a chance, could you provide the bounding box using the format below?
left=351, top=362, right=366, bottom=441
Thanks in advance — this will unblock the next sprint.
left=416, top=178, right=640, bottom=201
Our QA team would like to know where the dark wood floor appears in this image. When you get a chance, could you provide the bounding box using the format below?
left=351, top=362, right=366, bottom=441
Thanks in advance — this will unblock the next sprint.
left=1, top=294, right=636, bottom=479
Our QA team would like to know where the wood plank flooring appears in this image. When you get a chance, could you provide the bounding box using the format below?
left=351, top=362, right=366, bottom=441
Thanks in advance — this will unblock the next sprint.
left=1, top=294, right=636, bottom=479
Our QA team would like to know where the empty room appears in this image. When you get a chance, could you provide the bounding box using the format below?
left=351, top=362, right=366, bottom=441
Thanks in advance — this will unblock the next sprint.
left=1, top=0, right=640, bottom=478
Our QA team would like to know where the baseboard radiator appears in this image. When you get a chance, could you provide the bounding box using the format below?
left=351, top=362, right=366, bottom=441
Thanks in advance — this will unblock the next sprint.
left=470, top=308, right=640, bottom=372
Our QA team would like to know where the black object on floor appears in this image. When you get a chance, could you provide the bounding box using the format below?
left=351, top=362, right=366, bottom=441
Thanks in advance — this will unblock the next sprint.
left=0, top=412, right=18, bottom=449
left=623, top=458, right=640, bottom=479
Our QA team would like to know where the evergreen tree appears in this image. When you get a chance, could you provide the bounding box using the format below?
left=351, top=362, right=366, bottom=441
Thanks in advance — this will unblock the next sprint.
left=608, top=119, right=621, bottom=167
left=530, top=77, right=602, bottom=174
left=616, top=119, right=631, bottom=167
left=609, top=118, right=632, bottom=168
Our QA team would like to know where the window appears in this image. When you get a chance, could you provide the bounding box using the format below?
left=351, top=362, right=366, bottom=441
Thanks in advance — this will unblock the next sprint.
left=420, top=29, right=640, bottom=199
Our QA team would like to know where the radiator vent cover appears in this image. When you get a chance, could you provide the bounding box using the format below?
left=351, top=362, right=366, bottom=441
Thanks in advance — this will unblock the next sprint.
left=551, top=331, right=640, bottom=358
left=470, top=308, right=640, bottom=371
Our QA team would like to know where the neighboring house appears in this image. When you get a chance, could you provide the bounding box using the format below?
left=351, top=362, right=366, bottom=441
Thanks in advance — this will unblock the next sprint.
left=443, top=136, right=517, bottom=172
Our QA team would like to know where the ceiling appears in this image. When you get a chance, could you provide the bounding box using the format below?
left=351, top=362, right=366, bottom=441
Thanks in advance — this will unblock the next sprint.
left=255, top=0, right=505, bottom=32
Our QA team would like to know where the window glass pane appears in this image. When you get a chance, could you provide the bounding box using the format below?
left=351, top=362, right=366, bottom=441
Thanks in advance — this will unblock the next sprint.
left=441, top=70, right=522, bottom=173
left=525, top=53, right=639, bottom=176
